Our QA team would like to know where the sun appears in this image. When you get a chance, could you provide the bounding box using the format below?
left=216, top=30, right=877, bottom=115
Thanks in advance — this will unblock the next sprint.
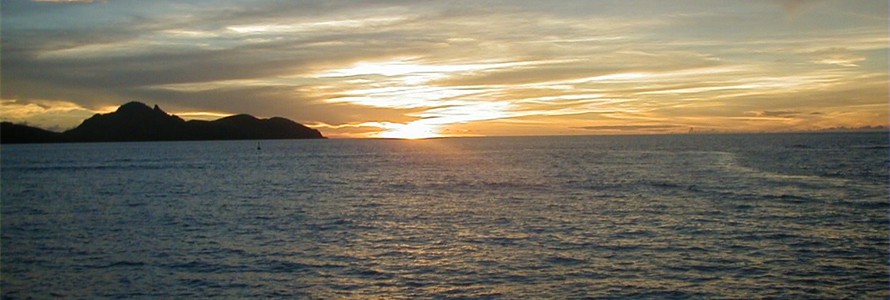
left=377, top=122, right=440, bottom=139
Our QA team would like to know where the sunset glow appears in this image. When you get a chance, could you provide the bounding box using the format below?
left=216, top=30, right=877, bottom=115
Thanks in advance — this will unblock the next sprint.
left=376, top=123, right=440, bottom=140
left=2, top=1, right=887, bottom=137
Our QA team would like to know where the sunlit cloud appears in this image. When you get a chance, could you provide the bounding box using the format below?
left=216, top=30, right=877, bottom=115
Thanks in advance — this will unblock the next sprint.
left=0, top=99, right=108, bottom=130
left=174, top=111, right=233, bottom=121
left=2, top=1, right=887, bottom=137
left=1, top=98, right=243, bottom=129
left=325, top=87, right=487, bottom=109
left=313, top=58, right=547, bottom=137
left=316, top=58, right=545, bottom=79
left=227, top=16, right=409, bottom=34
left=1, top=99, right=93, bottom=116
left=808, top=48, right=866, bottom=67
left=575, top=124, right=683, bottom=132
left=149, top=79, right=296, bottom=93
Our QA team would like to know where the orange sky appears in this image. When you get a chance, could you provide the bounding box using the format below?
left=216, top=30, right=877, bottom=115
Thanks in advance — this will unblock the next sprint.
left=2, top=0, right=887, bottom=138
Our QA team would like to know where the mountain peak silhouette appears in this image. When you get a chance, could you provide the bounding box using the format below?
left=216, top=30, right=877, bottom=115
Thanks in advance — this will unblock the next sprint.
left=117, top=101, right=152, bottom=112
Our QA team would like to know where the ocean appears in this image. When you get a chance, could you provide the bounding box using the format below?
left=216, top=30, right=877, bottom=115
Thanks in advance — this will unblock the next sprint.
left=2, top=133, right=888, bottom=298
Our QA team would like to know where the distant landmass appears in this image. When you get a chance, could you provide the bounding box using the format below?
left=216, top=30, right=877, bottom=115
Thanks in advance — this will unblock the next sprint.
left=1, top=101, right=324, bottom=143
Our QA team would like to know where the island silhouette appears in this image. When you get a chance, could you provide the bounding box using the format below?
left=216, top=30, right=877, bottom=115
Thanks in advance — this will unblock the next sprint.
left=1, top=101, right=324, bottom=143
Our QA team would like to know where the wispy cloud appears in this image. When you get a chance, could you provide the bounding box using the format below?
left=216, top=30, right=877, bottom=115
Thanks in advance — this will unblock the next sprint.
left=745, top=110, right=800, bottom=118
left=0, top=99, right=109, bottom=131
left=575, top=125, right=683, bottom=132
left=2, top=0, right=887, bottom=137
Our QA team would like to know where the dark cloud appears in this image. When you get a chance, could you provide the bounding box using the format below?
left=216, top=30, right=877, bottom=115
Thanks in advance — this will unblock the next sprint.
left=2, top=1, right=473, bottom=136
left=1, top=4, right=436, bottom=107
left=1, top=0, right=886, bottom=136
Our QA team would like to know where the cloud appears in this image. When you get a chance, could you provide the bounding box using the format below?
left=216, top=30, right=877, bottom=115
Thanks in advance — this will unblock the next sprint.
left=574, top=125, right=682, bottom=132
left=745, top=110, right=800, bottom=118
left=0, top=99, right=108, bottom=130
left=2, top=1, right=887, bottom=137
left=775, top=0, right=825, bottom=16
left=806, top=48, right=866, bottom=67
left=32, top=0, right=99, bottom=2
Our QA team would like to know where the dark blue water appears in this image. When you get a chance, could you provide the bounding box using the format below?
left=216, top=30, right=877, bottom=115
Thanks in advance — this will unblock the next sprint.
left=2, top=133, right=888, bottom=298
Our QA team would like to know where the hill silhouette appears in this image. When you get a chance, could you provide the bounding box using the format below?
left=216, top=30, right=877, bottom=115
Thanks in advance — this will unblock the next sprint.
left=0, top=122, right=63, bottom=144
left=1, top=102, right=324, bottom=143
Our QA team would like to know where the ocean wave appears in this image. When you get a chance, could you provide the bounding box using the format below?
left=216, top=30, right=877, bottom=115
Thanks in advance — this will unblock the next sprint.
left=2, top=134, right=886, bottom=298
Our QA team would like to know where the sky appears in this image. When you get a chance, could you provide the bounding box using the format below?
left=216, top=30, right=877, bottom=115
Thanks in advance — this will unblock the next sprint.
left=2, top=0, right=887, bottom=138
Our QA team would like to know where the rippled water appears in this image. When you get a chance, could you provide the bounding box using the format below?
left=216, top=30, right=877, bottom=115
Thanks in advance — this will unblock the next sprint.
left=2, top=133, right=888, bottom=298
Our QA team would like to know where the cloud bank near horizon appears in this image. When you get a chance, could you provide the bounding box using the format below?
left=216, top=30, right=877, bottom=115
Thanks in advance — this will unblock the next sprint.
left=2, top=0, right=887, bottom=137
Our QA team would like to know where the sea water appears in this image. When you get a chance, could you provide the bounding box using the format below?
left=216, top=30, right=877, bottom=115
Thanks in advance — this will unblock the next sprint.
left=2, top=133, right=888, bottom=298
